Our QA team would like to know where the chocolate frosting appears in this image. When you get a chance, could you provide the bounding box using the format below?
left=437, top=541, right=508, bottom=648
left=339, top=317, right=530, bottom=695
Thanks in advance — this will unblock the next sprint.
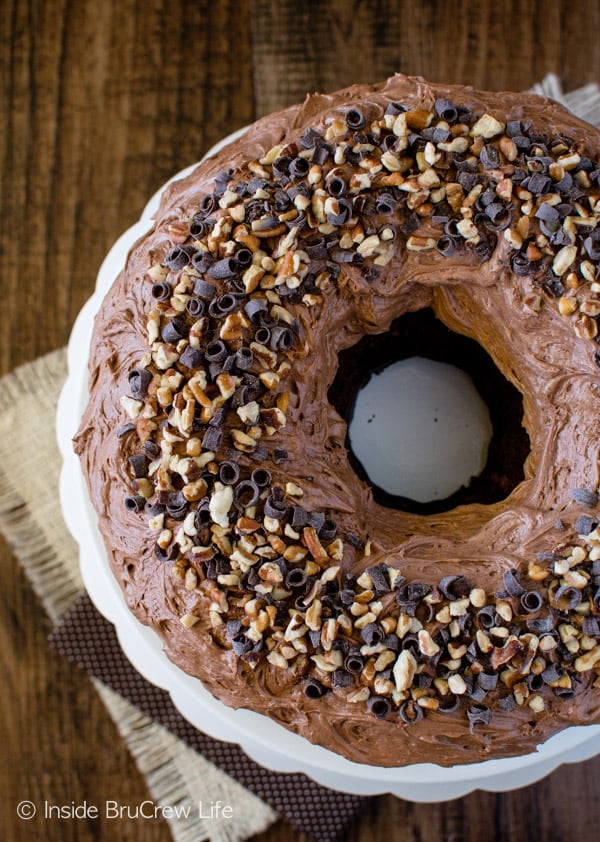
left=75, top=75, right=600, bottom=767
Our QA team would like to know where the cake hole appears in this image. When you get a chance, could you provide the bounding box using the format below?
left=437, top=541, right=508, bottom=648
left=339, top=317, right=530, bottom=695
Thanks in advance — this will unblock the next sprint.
left=349, top=357, right=493, bottom=503
left=328, top=308, right=530, bottom=515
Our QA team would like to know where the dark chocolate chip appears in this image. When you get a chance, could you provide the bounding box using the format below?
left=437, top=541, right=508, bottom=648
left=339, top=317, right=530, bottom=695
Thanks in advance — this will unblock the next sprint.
left=307, top=511, right=325, bottom=532
left=209, top=294, right=237, bottom=318
left=224, top=621, right=242, bottom=642
left=166, top=491, right=188, bottom=519
left=484, top=202, right=511, bottom=228
left=231, top=634, right=254, bottom=656
left=541, top=663, right=562, bottom=684
left=263, top=494, right=287, bottom=520
left=477, top=671, right=498, bottom=691
left=233, top=346, right=253, bottom=371
left=326, top=197, right=353, bottom=227
left=342, top=649, right=363, bottom=674
left=270, top=326, right=293, bottom=351
left=189, top=217, right=210, bottom=240
left=289, top=156, right=310, bottom=179
left=582, top=615, right=600, bottom=637
left=498, top=694, right=516, bottom=712
left=584, top=235, right=600, bottom=261
left=198, top=194, right=217, bottom=217
left=186, top=297, right=206, bottom=318
left=527, top=172, right=551, bottom=195
left=345, top=532, right=364, bottom=549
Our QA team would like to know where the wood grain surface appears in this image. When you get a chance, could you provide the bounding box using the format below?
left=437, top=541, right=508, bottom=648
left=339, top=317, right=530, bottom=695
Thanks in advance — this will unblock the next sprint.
left=2, top=1, right=600, bottom=840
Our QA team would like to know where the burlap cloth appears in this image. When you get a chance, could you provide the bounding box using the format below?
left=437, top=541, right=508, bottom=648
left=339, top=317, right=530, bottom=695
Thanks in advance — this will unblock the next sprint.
left=0, top=74, right=598, bottom=842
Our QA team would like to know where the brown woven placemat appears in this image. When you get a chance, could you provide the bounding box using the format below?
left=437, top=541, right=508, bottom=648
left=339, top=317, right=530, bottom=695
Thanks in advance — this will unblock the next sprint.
left=49, top=594, right=372, bottom=842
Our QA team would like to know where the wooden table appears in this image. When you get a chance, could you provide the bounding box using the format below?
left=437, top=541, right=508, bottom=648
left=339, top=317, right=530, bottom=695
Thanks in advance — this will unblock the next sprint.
left=2, top=1, right=600, bottom=839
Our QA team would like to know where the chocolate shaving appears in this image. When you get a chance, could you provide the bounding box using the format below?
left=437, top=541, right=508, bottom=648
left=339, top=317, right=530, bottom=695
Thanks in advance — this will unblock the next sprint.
left=361, top=623, right=384, bottom=646
left=151, top=281, right=171, bottom=301
left=438, top=575, right=470, bottom=600
left=128, top=453, right=148, bottom=479
left=164, top=245, right=194, bottom=270
left=202, top=426, right=223, bottom=451
left=208, top=257, right=238, bottom=280
left=438, top=695, right=460, bottom=713
left=205, top=340, right=227, bottom=363
left=304, top=678, right=327, bottom=699
left=346, top=108, right=366, bottom=130
left=193, top=278, right=218, bottom=299
left=179, top=345, right=204, bottom=369
left=526, top=615, right=555, bottom=633
left=434, top=98, right=458, bottom=122
left=128, top=367, right=152, bottom=398
left=344, top=650, right=364, bottom=674
left=520, top=590, right=543, bottom=613
left=398, top=700, right=423, bottom=723
left=331, top=669, right=353, bottom=689
left=503, top=569, right=526, bottom=597
left=124, top=495, right=145, bottom=513
left=553, top=585, right=582, bottom=611
left=161, top=318, right=188, bottom=344
left=251, top=468, right=272, bottom=488
left=571, top=487, right=599, bottom=508
left=234, top=481, right=260, bottom=508
left=285, top=568, right=307, bottom=589
left=219, top=461, right=240, bottom=485
left=367, top=696, right=391, bottom=719
left=466, top=704, right=490, bottom=729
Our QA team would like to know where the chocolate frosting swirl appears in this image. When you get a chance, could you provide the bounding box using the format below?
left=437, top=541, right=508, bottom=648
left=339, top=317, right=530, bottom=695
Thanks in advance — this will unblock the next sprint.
left=75, top=74, right=600, bottom=767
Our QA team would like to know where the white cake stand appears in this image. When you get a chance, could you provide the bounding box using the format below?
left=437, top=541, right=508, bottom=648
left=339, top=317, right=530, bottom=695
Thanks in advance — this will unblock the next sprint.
left=56, top=130, right=600, bottom=801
